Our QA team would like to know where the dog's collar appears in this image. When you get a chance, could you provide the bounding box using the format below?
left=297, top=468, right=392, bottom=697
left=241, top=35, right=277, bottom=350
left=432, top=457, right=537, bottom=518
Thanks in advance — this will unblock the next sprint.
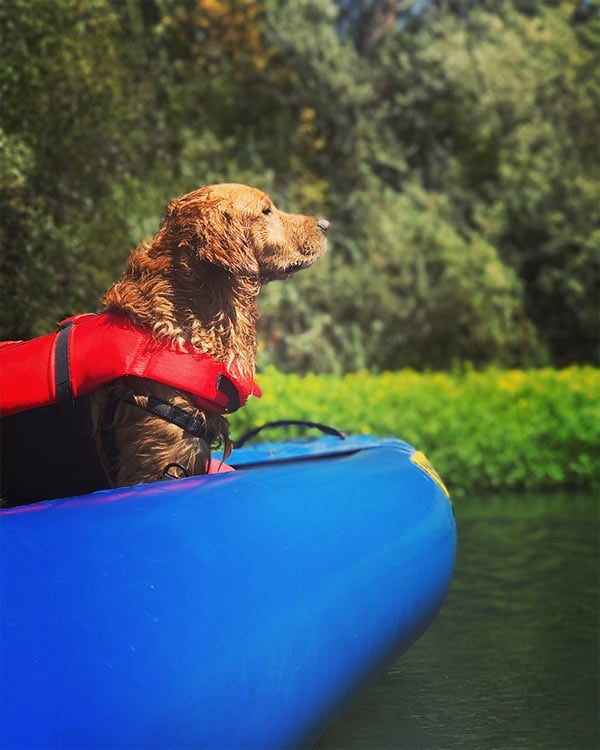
left=0, top=312, right=261, bottom=418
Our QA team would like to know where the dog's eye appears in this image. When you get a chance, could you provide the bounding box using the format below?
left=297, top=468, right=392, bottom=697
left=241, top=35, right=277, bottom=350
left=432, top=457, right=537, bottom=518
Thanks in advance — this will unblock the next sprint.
left=262, top=207, right=272, bottom=216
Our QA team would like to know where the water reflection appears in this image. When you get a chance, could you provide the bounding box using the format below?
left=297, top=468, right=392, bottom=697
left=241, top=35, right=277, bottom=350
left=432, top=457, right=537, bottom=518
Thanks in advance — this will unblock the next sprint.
left=321, top=492, right=599, bottom=750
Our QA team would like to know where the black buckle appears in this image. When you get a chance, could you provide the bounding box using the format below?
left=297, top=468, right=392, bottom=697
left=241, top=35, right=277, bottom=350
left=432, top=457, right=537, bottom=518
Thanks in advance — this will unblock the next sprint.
left=216, top=373, right=241, bottom=413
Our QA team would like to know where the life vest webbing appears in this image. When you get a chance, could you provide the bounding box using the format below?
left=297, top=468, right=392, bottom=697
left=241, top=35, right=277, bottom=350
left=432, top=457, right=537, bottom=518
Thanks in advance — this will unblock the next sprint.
left=55, top=321, right=74, bottom=404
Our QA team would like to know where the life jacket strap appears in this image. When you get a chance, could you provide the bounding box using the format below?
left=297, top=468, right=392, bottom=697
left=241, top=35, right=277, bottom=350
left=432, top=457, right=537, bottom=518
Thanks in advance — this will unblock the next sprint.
left=116, top=391, right=209, bottom=439
left=55, top=320, right=74, bottom=404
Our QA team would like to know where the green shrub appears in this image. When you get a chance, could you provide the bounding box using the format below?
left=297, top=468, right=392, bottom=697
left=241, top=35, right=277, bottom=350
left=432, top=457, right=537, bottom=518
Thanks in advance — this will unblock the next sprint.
left=229, top=367, right=600, bottom=496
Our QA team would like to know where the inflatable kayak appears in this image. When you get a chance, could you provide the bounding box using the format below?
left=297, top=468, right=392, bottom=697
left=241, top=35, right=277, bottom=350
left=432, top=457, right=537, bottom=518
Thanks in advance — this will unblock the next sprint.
left=0, top=433, right=455, bottom=749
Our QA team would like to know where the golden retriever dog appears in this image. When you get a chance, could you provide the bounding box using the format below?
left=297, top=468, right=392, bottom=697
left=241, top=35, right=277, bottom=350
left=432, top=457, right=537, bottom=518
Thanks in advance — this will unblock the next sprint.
left=92, top=183, right=329, bottom=487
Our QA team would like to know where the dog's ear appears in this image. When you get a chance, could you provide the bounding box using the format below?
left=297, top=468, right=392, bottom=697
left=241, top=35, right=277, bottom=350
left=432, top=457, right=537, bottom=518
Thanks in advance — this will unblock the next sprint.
left=192, top=204, right=260, bottom=277
left=159, top=196, right=259, bottom=278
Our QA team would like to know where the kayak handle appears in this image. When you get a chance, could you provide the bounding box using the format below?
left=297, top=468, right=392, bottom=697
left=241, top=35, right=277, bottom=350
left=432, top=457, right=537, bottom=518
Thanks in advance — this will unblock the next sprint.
left=234, top=420, right=346, bottom=448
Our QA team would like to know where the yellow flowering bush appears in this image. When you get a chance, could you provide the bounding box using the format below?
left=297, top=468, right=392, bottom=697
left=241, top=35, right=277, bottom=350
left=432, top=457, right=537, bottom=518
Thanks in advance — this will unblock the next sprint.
left=229, top=367, right=600, bottom=495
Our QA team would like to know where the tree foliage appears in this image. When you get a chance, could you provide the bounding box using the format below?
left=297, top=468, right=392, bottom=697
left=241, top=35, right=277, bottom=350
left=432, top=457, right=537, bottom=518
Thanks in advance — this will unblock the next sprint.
left=0, top=0, right=139, bottom=336
left=1, top=0, right=597, bottom=370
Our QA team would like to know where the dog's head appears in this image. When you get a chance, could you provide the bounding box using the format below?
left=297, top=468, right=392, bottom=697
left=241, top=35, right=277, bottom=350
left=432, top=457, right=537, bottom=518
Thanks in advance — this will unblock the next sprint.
left=153, top=183, right=329, bottom=282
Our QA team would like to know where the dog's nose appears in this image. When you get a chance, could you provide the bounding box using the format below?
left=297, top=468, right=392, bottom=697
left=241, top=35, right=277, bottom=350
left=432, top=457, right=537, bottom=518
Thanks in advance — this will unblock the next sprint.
left=317, top=219, right=330, bottom=233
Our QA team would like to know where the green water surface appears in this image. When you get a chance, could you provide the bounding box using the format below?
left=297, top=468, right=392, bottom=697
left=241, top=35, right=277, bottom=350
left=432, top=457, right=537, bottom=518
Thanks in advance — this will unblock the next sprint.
left=321, top=491, right=599, bottom=750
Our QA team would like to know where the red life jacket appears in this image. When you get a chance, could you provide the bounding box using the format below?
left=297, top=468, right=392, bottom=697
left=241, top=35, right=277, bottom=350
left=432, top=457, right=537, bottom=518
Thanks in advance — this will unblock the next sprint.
left=0, top=312, right=261, bottom=418
left=0, top=313, right=260, bottom=506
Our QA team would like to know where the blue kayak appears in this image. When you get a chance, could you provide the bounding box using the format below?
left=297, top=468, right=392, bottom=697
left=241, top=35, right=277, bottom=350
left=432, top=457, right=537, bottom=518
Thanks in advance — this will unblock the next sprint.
left=0, top=434, right=455, bottom=749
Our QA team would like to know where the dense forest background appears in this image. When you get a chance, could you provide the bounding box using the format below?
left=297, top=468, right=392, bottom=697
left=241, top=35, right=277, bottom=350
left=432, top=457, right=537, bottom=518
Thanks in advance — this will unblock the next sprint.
left=1, top=0, right=598, bottom=373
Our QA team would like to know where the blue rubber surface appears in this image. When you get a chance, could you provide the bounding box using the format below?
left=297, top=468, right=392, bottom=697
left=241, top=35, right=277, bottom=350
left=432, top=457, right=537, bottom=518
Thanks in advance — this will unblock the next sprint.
left=0, top=437, right=455, bottom=749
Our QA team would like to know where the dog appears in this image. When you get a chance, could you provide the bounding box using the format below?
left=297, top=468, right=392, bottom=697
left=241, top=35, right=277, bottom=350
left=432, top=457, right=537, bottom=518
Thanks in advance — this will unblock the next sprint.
left=90, top=183, right=329, bottom=488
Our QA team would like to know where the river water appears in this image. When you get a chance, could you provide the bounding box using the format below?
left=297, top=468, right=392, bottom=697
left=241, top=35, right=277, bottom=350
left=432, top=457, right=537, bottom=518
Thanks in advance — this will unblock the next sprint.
left=320, top=491, right=599, bottom=750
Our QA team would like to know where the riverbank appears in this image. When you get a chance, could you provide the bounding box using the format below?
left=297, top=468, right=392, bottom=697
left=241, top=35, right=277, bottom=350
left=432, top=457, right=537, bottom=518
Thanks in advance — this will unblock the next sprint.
left=229, top=366, right=600, bottom=496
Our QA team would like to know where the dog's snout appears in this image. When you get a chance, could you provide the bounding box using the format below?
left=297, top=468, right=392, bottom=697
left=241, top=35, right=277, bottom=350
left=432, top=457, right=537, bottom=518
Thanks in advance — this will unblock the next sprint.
left=317, top=219, right=330, bottom=234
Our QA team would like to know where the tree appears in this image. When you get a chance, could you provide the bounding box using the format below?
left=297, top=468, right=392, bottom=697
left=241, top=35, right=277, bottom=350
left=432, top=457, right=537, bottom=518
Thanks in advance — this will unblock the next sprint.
left=361, top=0, right=600, bottom=364
left=1, top=0, right=597, bottom=370
left=0, top=0, right=139, bottom=337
